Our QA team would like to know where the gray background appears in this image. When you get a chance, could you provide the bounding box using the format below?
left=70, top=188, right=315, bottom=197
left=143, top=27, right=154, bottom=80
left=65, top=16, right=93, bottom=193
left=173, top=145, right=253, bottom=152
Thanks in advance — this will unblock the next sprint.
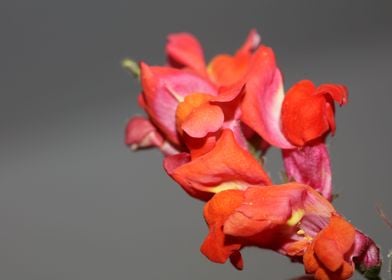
left=1, top=0, right=391, bottom=279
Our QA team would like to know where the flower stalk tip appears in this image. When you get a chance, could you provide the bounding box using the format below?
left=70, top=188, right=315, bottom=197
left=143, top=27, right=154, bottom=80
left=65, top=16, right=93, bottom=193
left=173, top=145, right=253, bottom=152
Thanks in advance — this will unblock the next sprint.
left=122, top=58, right=140, bottom=78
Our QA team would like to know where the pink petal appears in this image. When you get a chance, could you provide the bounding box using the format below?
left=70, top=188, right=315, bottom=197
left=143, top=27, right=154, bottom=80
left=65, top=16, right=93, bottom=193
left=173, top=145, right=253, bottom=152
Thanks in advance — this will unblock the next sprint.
left=124, top=116, right=163, bottom=149
left=352, top=230, right=382, bottom=275
left=125, top=116, right=179, bottom=156
left=283, top=142, right=332, bottom=201
left=166, top=32, right=206, bottom=75
left=140, top=63, right=217, bottom=145
left=240, top=47, right=295, bottom=149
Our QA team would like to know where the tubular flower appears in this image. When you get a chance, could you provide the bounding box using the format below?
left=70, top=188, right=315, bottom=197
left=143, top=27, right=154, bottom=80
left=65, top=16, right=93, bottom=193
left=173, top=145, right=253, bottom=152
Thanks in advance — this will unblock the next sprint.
left=201, top=183, right=381, bottom=279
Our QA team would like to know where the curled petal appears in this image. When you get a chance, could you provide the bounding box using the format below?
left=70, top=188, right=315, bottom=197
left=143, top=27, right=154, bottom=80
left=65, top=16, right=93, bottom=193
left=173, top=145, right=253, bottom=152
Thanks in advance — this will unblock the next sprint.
left=166, top=32, right=207, bottom=75
left=304, top=215, right=356, bottom=280
left=181, top=103, right=224, bottom=138
left=241, top=47, right=295, bottom=149
left=281, top=80, right=348, bottom=146
left=283, top=142, right=332, bottom=201
left=352, top=230, right=382, bottom=278
left=163, top=129, right=272, bottom=200
left=140, top=63, right=217, bottom=145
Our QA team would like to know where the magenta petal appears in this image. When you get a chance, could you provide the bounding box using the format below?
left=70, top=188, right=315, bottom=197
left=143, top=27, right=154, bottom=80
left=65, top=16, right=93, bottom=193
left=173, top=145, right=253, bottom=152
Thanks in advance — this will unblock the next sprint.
left=166, top=32, right=206, bottom=75
left=283, top=142, right=332, bottom=201
left=241, top=47, right=295, bottom=149
left=140, top=63, right=217, bottom=145
left=352, top=230, right=382, bottom=276
left=125, top=116, right=163, bottom=149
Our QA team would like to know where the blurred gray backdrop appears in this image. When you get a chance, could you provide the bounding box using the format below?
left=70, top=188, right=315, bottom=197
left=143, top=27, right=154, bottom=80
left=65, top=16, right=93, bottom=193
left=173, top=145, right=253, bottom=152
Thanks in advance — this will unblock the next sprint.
left=1, top=0, right=391, bottom=279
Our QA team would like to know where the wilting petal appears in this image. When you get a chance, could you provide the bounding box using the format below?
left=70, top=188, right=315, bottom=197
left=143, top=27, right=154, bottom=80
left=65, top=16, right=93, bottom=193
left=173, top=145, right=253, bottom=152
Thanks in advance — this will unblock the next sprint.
left=241, top=46, right=295, bottom=149
left=163, top=129, right=272, bottom=200
left=283, top=142, right=332, bottom=201
left=140, top=63, right=217, bottom=145
left=166, top=32, right=207, bottom=75
left=281, top=80, right=348, bottom=146
left=352, top=230, right=382, bottom=278
left=125, top=116, right=164, bottom=149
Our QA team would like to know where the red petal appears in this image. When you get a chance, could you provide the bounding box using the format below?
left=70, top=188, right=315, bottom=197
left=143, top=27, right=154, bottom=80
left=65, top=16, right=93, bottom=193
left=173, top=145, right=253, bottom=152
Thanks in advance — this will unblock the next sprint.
left=281, top=80, right=348, bottom=146
left=166, top=32, right=206, bottom=75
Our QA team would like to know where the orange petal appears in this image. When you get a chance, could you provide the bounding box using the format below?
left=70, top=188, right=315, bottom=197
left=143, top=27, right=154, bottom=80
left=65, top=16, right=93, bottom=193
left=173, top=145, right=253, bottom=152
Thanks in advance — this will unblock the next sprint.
left=164, top=129, right=272, bottom=200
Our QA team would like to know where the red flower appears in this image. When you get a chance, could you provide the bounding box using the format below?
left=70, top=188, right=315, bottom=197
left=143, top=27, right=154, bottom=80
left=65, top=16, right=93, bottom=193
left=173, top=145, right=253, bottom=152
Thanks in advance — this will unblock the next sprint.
left=240, top=45, right=348, bottom=200
left=281, top=81, right=348, bottom=146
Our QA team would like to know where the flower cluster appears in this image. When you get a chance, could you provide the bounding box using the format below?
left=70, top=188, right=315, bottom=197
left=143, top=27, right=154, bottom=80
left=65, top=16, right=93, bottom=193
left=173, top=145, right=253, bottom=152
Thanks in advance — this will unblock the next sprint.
left=124, top=30, right=381, bottom=279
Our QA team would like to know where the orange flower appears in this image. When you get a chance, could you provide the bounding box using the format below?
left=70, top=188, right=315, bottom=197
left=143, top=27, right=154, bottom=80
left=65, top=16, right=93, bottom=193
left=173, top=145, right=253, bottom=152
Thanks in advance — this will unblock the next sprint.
left=303, top=215, right=356, bottom=280
left=200, top=184, right=381, bottom=280
left=164, top=129, right=271, bottom=200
